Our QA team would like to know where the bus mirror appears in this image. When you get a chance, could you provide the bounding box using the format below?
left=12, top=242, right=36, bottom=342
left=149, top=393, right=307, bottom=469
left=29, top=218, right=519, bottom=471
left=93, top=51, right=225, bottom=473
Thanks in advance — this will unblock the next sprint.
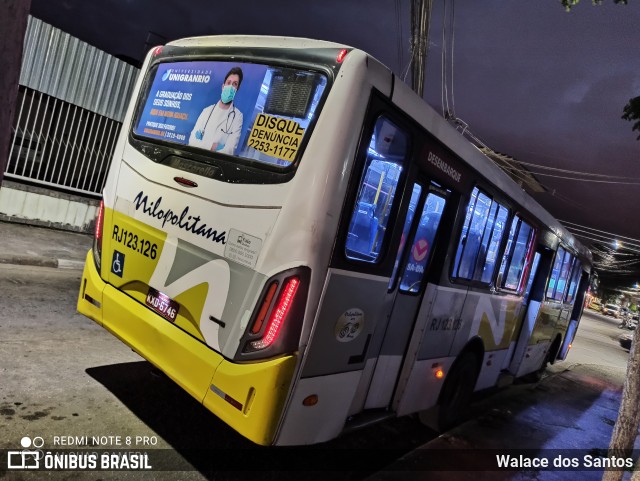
left=375, top=121, right=396, bottom=155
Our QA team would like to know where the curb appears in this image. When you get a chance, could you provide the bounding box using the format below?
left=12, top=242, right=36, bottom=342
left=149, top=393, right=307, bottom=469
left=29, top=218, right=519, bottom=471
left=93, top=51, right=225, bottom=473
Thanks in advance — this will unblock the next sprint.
left=0, top=255, right=85, bottom=270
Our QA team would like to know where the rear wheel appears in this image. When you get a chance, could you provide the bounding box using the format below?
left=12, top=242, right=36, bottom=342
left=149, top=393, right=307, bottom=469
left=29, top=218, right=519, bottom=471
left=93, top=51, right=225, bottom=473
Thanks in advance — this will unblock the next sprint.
left=436, top=352, right=480, bottom=431
left=527, top=340, right=558, bottom=382
left=528, top=351, right=550, bottom=382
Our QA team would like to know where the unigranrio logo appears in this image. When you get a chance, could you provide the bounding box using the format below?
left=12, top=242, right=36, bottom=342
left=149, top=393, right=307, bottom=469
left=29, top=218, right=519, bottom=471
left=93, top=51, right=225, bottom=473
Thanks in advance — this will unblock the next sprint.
left=161, top=68, right=211, bottom=83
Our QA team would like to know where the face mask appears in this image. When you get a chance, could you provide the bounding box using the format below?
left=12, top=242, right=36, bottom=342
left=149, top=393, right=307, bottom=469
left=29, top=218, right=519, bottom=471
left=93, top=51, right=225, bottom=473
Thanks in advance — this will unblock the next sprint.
left=221, top=85, right=237, bottom=104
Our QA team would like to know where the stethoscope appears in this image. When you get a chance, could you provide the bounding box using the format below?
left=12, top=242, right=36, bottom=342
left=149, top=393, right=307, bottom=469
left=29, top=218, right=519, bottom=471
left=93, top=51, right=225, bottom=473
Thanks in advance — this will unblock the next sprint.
left=194, top=103, right=237, bottom=140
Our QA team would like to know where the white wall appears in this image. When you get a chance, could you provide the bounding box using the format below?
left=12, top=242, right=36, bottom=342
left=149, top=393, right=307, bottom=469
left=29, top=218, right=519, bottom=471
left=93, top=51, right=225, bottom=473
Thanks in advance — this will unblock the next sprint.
left=0, top=182, right=98, bottom=233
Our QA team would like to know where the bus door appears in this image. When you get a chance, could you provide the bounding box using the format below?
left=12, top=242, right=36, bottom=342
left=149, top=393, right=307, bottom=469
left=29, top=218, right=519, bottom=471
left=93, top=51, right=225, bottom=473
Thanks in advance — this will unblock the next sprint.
left=288, top=108, right=418, bottom=439
left=509, top=245, right=555, bottom=377
left=558, top=269, right=589, bottom=360
left=364, top=180, right=450, bottom=409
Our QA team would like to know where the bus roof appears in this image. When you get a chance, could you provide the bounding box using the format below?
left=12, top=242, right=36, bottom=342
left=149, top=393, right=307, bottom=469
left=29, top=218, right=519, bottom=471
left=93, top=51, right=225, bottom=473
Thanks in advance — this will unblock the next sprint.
left=167, top=35, right=351, bottom=51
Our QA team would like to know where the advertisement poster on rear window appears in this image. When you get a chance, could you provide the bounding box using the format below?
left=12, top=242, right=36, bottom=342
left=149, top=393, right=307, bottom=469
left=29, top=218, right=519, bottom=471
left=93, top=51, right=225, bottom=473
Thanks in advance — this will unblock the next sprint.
left=135, top=61, right=268, bottom=157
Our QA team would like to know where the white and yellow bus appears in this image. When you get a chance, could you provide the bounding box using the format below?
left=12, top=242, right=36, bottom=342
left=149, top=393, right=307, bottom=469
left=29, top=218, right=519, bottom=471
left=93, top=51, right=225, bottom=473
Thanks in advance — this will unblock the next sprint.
left=77, top=35, right=592, bottom=446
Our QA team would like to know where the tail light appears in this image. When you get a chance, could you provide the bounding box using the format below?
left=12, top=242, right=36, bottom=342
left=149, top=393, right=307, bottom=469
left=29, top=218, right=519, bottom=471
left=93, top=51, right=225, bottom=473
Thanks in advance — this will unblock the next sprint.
left=250, top=278, right=300, bottom=351
left=92, top=200, right=105, bottom=272
left=235, top=267, right=310, bottom=361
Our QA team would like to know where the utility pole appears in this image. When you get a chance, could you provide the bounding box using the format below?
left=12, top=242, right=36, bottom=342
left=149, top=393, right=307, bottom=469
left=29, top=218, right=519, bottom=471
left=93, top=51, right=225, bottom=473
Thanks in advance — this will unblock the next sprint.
left=602, top=318, right=640, bottom=481
left=0, top=0, right=31, bottom=189
left=410, top=0, right=433, bottom=97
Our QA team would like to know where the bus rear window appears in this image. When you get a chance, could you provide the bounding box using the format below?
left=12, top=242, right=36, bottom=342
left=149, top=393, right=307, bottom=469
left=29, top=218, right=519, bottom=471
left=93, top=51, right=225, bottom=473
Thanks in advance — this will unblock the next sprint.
left=133, top=60, right=327, bottom=168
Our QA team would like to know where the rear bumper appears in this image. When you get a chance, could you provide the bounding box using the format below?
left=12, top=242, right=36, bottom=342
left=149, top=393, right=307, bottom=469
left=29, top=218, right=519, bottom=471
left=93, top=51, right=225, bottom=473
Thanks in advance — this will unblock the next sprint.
left=77, top=250, right=296, bottom=445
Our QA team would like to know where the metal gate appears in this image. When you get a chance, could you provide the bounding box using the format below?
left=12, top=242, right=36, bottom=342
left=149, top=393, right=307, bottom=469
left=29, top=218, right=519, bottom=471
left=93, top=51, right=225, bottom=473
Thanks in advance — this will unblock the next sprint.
left=4, top=16, right=139, bottom=197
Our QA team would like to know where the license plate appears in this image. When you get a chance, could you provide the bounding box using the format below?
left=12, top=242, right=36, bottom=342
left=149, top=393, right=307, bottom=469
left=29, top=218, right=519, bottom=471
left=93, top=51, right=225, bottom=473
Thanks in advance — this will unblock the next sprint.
left=146, top=287, right=179, bottom=322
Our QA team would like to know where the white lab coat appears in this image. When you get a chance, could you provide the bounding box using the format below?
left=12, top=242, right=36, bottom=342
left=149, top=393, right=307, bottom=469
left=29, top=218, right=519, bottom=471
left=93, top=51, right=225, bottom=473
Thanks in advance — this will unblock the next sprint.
left=188, top=102, right=244, bottom=155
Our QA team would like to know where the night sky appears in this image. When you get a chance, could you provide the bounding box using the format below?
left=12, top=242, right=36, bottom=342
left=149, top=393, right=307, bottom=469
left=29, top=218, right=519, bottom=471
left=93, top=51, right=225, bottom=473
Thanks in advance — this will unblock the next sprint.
left=29, top=0, right=640, bottom=287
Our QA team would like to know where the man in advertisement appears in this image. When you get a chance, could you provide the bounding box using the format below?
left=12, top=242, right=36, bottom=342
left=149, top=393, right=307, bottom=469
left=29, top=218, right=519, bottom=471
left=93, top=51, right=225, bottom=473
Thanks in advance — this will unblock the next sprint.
left=188, top=67, right=244, bottom=155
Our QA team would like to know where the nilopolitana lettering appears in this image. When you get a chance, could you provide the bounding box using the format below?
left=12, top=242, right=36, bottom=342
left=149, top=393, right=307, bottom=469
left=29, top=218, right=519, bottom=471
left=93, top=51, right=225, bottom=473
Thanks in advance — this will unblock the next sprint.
left=133, top=191, right=226, bottom=244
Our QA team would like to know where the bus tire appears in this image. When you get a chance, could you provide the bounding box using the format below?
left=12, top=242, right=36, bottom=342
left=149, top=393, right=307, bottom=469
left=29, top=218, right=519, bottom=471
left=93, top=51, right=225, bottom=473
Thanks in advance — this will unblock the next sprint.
left=436, top=352, right=480, bottom=431
left=526, top=338, right=559, bottom=382
left=526, top=349, right=551, bottom=383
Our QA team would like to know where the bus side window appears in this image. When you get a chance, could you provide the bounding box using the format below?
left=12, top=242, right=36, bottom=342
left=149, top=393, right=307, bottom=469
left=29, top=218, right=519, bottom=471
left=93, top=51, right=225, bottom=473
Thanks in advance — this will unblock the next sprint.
left=345, top=117, right=408, bottom=263
left=399, top=192, right=447, bottom=293
left=565, top=260, right=582, bottom=304
left=498, top=216, right=536, bottom=292
left=476, top=204, right=509, bottom=283
left=389, top=183, right=422, bottom=289
left=452, top=187, right=508, bottom=283
left=546, top=247, right=574, bottom=301
left=558, top=253, right=575, bottom=300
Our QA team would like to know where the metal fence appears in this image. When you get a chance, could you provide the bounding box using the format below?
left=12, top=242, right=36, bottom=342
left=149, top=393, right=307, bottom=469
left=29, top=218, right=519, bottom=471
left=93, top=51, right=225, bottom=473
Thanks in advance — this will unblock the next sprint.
left=7, top=86, right=121, bottom=196
left=4, top=16, right=139, bottom=197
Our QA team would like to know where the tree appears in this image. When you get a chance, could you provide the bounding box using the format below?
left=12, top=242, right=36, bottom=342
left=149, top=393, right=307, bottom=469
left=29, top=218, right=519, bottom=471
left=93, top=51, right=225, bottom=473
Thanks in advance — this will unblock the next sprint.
left=0, top=0, right=31, bottom=188
left=603, top=96, right=640, bottom=481
left=622, top=97, right=640, bottom=140
left=561, top=0, right=628, bottom=10
left=601, top=323, right=640, bottom=481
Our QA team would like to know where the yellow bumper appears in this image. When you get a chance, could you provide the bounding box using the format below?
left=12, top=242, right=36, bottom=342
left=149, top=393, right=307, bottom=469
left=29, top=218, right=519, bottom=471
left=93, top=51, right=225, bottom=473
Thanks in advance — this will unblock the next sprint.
left=77, top=250, right=296, bottom=445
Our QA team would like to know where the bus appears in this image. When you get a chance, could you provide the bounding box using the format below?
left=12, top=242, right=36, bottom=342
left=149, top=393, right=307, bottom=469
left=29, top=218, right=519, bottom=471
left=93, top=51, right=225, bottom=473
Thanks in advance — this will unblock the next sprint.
left=77, top=35, right=592, bottom=446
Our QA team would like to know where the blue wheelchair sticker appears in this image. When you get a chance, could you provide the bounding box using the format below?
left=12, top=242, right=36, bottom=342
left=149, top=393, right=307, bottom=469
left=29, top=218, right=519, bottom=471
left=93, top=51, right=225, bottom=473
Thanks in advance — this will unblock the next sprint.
left=111, top=250, right=125, bottom=277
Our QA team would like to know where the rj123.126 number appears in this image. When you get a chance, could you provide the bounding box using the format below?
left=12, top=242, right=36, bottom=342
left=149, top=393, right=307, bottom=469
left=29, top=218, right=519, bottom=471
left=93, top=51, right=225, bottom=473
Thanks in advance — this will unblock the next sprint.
left=112, top=225, right=158, bottom=259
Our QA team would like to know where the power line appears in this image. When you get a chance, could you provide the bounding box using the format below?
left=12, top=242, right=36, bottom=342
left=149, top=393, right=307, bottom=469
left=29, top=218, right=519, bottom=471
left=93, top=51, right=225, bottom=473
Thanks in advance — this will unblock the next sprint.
left=519, top=171, right=640, bottom=186
left=449, top=0, right=456, bottom=118
left=395, top=0, right=404, bottom=75
left=563, top=222, right=640, bottom=275
left=548, top=190, right=591, bottom=214
left=482, top=158, right=593, bottom=214
left=509, top=158, right=640, bottom=181
left=565, top=227, right=640, bottom=250
left=568, top=233, right=640, bottom=256
left=441, top=0, right=448, bottom=117
left=560, top=220, right=640, bottom=246
left=498, top=162, right=640, bottom=185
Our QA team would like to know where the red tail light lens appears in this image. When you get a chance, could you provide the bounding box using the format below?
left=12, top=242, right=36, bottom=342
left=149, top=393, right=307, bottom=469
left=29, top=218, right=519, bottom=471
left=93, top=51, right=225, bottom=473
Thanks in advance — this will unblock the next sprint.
left=237, top=267, right=310, bottom=360
left=92, top=200, right=104, bottom=272
left=336, top=49, right=348, bottom=63
left=251, top=281, right=279, bottom=335
left=250, top=278, right=299, bottom=351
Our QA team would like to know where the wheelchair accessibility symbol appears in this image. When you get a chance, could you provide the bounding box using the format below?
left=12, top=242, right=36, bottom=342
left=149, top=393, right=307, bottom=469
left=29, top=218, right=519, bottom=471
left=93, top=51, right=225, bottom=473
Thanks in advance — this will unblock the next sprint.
left=111, top=250, right=125, bottom=277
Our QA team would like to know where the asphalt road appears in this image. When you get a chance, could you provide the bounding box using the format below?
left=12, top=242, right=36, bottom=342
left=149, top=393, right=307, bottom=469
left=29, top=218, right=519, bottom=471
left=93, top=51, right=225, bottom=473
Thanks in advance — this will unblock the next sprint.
left=0, top=264, right=436, bottom=481
left=0, top=264, right=630, bottom=480
left=561, top=309, right=631, bottom=370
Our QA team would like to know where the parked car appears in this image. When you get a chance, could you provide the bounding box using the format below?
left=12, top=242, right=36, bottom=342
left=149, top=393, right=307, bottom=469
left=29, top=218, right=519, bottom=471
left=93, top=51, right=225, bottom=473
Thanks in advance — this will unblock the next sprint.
left=589, top=301, right=603, bottom=312
left=602, top=304, right=621, bottom=318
